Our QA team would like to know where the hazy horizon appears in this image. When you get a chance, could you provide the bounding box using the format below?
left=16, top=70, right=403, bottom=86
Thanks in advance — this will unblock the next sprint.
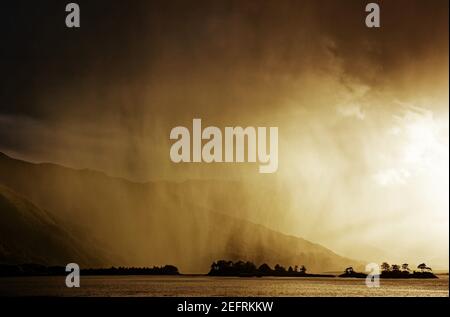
left=0, top=150, right=447, bottom=270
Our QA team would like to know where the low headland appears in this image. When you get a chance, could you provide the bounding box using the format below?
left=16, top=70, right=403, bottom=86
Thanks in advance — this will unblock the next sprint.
left=0, top=263, right=179, bottom=277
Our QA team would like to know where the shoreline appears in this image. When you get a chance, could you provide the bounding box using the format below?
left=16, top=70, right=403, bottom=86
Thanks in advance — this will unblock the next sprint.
left=1, top=273, right=447, bottom=279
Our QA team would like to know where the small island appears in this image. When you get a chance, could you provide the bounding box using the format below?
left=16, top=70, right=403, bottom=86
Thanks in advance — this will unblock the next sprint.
left=208, top=260, right=334, bottom=277
left=339, top=262, right=438, bottom=279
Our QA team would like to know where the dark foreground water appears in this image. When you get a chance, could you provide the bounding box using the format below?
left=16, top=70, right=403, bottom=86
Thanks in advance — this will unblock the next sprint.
left=0, top=275, right=448, bottom=297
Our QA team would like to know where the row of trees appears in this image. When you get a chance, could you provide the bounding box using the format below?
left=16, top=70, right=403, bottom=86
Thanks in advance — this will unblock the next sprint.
left=0, top=264, right=180, bottom=277
left=82, top=265, right=179, bottom=275
left=342, top=262, right=436, bottom=279
left=344, top=262, right=433, bottom=275
left=380, top=262, right=432, bottom=273
left=208, top=260, right=307, bottom=276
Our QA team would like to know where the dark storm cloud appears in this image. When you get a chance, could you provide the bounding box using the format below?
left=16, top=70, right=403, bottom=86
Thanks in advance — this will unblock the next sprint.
left=0, top=0, right=448, bottom=173
left=0, top=0, right=152, bottom=118
left=1, top=0, right=447, bottom=117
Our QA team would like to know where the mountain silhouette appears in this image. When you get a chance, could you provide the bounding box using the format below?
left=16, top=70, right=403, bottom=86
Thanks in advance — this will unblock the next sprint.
left=0, top=184, right=109, bottom=266
left=0, top=152, right=358, bottom=272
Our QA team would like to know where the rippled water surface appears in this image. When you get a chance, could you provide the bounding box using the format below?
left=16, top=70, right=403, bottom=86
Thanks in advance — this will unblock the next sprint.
left=0, top=275, right=448, bottom=297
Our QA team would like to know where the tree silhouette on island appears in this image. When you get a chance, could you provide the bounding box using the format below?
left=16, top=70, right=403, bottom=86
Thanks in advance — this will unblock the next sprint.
left=339, top=262, right=437, bottom=279
left=208, top=260, right=333, bottom=277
